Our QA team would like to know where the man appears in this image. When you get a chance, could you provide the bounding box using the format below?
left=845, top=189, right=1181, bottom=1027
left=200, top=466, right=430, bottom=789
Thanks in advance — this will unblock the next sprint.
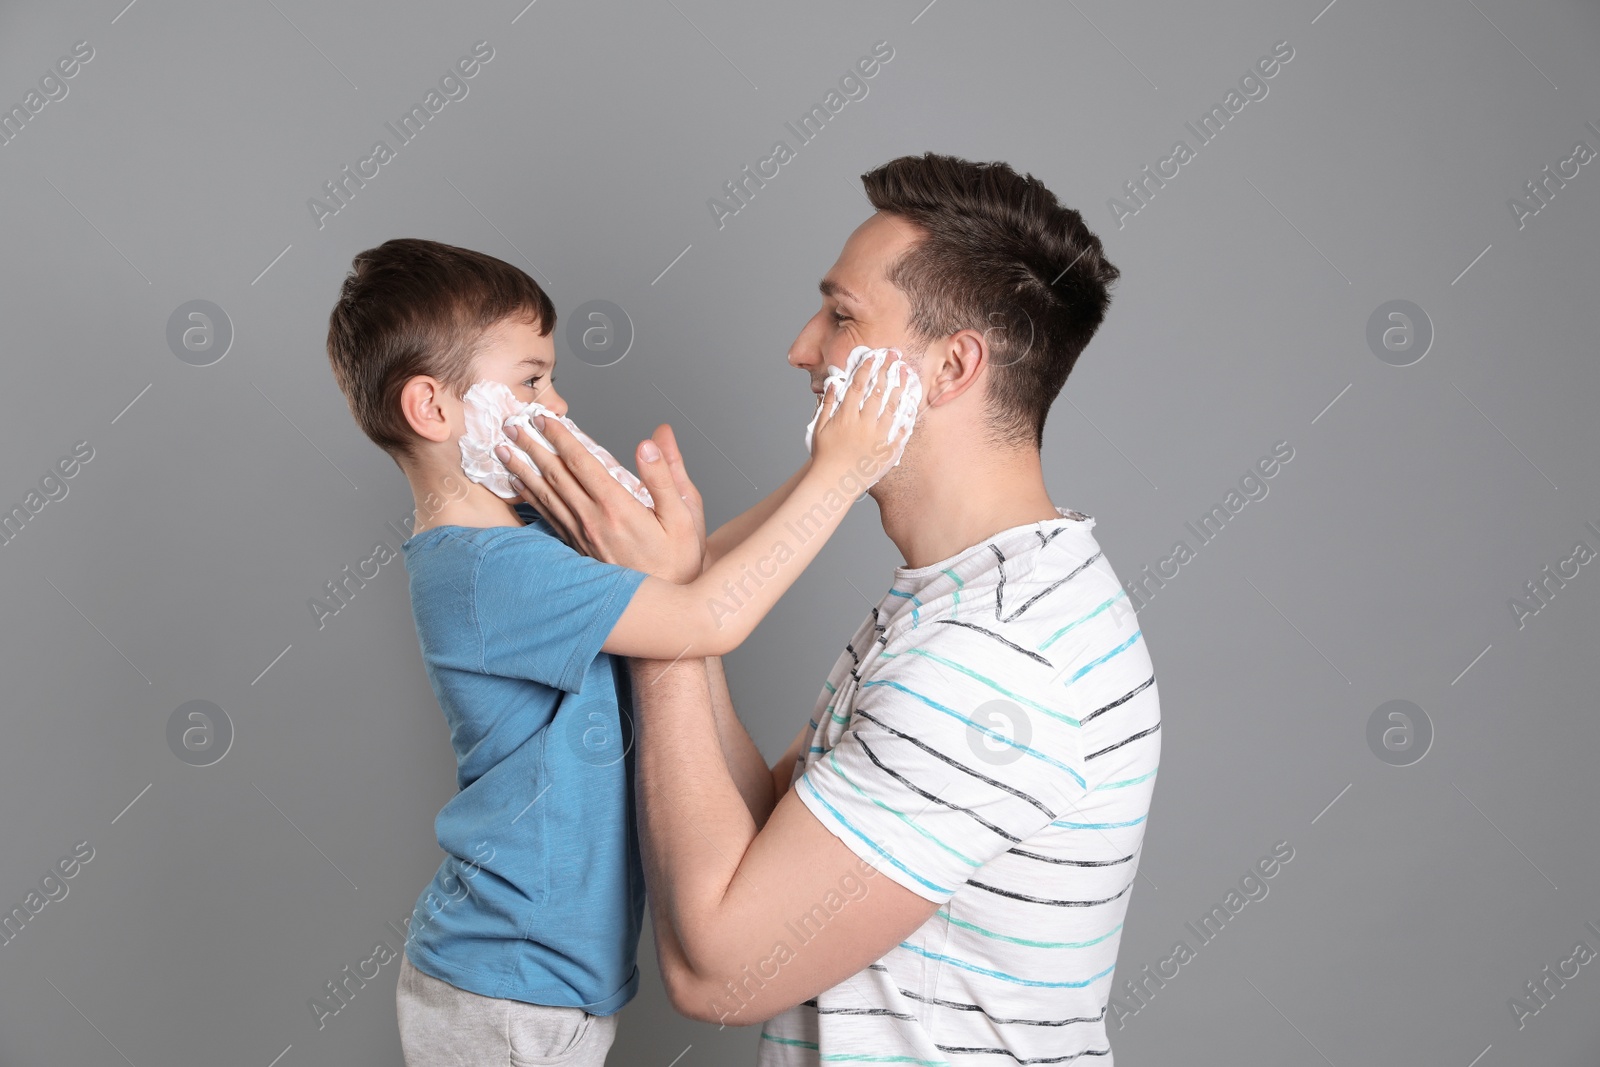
left=505, top=152, right=1161, bottom=1065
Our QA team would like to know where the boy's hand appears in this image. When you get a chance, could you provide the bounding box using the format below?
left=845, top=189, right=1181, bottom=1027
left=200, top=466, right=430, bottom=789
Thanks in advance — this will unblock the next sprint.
left=809, top=358, right=913, bottom=491
left=498, top=419, right=706, bottom=582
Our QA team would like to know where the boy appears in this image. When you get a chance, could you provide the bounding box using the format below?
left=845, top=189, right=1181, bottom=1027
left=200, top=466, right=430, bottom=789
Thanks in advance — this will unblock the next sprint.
left=323, top=237, right=908, bottom=1066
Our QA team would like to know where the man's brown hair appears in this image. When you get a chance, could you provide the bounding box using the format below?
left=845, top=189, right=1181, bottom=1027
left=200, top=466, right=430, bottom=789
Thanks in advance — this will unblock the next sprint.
left=326, top=237, right=555, bottom=465
left=861, top=153, right=1120, bottom=448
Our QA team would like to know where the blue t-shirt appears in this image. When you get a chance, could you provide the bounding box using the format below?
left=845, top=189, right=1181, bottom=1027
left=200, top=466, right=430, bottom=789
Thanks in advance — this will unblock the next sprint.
left=399, top=502, right=649, bottom=1012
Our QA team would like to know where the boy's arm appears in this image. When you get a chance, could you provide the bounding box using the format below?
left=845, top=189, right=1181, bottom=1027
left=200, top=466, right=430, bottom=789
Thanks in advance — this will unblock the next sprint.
left=501, top=368, right=908, bottom=661
left=703, top=459, right=812, bottom=568
left=599, top=449, right=881, bottom=658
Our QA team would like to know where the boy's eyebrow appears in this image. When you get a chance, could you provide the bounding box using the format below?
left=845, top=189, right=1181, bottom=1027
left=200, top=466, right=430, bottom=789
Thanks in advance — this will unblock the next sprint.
left=518, top=356, right=551, bottom=369
left=819, top=278, right=863, bottom=305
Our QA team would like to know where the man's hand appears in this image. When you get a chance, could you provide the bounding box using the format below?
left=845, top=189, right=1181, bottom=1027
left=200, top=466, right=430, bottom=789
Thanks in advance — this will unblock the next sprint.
left=497, top=418, right=706, bottom=582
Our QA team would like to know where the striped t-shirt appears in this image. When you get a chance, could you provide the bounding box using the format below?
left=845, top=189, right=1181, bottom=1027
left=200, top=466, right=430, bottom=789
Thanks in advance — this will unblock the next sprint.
left=760, top=507, right=1161, bottom=1066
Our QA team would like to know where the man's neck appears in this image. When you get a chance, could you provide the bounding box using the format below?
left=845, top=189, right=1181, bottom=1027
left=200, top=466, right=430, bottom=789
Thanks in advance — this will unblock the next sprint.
left=874, top=441, right=1062, bottom=570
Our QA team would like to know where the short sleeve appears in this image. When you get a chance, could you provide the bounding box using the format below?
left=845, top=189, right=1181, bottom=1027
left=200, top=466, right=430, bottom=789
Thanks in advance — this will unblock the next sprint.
left=795, top=641, right=1082, bottom=903
left=471, top=524, right=647, bottom=693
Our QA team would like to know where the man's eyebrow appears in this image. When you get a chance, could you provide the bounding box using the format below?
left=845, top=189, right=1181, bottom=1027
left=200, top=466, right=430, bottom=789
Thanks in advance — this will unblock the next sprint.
left=819, top=278, right=862, bottom=304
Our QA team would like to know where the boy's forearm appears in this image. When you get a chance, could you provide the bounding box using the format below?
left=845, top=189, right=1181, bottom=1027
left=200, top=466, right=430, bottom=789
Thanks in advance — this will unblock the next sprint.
left=705, top=459, right=812, bottom=566
left=603, top=456, right=876, bottom=661
left=678, top=460, right=864, bottom=653
left=704, top=656, right=777, bottom=826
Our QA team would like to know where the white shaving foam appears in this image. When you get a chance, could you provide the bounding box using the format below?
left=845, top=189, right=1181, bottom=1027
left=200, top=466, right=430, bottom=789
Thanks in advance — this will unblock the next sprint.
left=803, top=346, right=922, bottom=488
left=459, top=380, right=654, bottom=508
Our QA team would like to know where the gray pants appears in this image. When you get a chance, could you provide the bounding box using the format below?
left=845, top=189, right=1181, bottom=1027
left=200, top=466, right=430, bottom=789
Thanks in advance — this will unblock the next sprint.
left=396, top=950, right=618, bottom=1066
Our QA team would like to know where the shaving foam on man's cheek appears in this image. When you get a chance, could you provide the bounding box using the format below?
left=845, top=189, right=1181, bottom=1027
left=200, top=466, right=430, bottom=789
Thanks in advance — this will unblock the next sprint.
left=458, top=380, right=654, bottom=508
left=802, top=345, right=922, bottom=488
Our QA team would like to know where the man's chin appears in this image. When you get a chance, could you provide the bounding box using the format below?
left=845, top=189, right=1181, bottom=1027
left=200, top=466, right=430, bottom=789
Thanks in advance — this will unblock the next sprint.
left=865, top=463, right=901, bottom=503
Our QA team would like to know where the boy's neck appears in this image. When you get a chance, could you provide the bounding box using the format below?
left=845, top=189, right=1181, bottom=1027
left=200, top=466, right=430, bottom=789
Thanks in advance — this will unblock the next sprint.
left=407, top=457, right=522, bottom=535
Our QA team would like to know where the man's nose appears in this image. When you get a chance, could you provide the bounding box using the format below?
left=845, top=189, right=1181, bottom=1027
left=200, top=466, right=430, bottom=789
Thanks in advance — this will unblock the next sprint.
left=785, top=337, right=809, bottom=372
left=787, top=315, right=824, bottom=372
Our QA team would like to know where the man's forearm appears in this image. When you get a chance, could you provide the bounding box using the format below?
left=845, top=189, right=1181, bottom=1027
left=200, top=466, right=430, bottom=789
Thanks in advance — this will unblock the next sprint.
left=626, top=658, right=939, bottom=1027
left=704, top=656, right=777, bottom=825
left=630, top=652, right=774, bottom=824
left=635, top=656, right=749, bottom=1017
left=627, top=657, right=759, bottom=980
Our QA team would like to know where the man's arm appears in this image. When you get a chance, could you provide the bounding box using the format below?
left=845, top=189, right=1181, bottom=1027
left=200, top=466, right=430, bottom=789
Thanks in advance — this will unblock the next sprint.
left=701, top=655, right=775, bottom=825
left=634, top=658, right=803, bottom=994
left=633, top=656, right=762, bottom=1013
left=629, top=656, right=939, bottom=1027
left=769, top=722, right=809, bottom=806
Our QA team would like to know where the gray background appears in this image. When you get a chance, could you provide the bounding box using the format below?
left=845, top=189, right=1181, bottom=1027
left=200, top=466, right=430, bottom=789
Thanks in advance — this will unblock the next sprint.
left=1, top=0, right=1597, bottom=1064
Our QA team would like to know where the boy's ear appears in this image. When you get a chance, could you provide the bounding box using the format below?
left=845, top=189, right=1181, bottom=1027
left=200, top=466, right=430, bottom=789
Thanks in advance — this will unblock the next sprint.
left=400, top=376, right=456, bottom=445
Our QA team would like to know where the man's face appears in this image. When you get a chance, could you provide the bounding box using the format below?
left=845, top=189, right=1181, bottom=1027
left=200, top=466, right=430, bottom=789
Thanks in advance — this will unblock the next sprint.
left=469, top=316, right=565, bottom=417
left=788, top=212, right=924, bottom=398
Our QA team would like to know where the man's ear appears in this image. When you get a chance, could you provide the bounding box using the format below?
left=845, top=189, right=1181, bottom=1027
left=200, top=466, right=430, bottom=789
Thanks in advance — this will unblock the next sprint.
left=399, top=376, right=455, bottom=445
left=922, top=328, right=988, bottom=409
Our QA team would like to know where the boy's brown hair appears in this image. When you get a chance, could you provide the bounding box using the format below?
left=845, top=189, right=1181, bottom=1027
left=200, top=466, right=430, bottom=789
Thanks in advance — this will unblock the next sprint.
left=326, top=237, right=556, bottom=465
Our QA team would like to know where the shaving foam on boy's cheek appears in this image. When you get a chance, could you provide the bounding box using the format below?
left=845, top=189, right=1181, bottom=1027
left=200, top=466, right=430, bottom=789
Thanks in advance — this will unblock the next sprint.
left=457, top=380, right=655, bottom=508
left=802, top=345, right=922, bottom=489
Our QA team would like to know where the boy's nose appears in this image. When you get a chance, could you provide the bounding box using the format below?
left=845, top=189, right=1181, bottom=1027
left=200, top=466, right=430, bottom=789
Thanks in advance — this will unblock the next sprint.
left=539, top=387, right=568, bottom=418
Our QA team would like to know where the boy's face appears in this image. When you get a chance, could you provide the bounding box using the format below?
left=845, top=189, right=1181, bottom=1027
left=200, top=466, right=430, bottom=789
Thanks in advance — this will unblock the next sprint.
left=471, top=316, right=566, bottom=416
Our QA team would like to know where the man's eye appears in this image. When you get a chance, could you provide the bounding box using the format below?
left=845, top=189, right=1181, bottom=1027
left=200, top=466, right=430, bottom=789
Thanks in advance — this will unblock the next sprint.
left=832, top=310, right=850, bottom=325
